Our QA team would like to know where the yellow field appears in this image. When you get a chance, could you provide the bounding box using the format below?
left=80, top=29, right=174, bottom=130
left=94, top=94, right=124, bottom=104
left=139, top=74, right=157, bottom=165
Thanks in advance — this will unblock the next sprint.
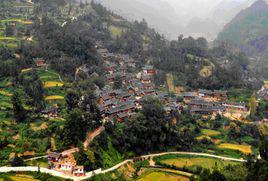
left=196, top=135, right=210, bottom=141
left=138, top=171, right=189, bottom=181
left=166, top=73, right=175, bottom=93
left=9, top=174, right=39, bottom=181
left=218, top=143, right=252, bottom=154
left=45, top=95, right=64, bottom=100
left=0, top=90, right=13, bottom=97
left=43, top=81, right=63, bottom=88
left=201, top=129, right=221, bottom=137
left=21, top=68, right=32, bottom=73
left=160, top=157, right=239, bottom=171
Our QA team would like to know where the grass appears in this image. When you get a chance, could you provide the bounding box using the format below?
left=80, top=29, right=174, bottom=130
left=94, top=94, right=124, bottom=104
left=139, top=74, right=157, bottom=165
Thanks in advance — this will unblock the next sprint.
left=43, top=81, right=63, bottom=88
left=26, top=157, right=49, bottom=168
left=0, top=36, right=17, bottom=41
left=201, top=129, right=221, bottom=137
left=138, top=171, right=189, bottom=181
left=45, top=95, right=64, bottom=100
left=218, top=143, right=252, bottom=154
left=158, top=155, right=240, bottom=171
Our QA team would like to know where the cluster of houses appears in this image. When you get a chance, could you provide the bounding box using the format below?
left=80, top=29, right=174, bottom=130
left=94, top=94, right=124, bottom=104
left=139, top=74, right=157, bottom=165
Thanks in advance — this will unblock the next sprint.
left=181, top=89, right=247, bottom=116
left=48, top=148, right=85, bottom=177
left=94, top=42, right=249, bottom=122
left=95, top=43, right=181, bottom=122
left=44, top=43, right=250, bottom=177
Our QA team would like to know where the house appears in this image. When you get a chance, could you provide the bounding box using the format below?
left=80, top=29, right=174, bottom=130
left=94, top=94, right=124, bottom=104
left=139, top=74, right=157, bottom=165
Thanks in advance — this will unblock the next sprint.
left=143, top=83, right=155, bottom=90
left=190, top=106, right=225, bottom=116
left=48, top=152, right=62, bottom=163
left=222, top=102, right=247, bottom=111
left=116, top=112, right=130, bottom=122
left=128, top=86, right=136, bottom=95
left=198, top=89, right=227, bottom=100
left=181, top=92, right=197, bottom=101
left=142, top=65, right=156, bottom=75
left=73, top=166, right=85, bottom=177
left=143, top=89, right=156, bottom=95
left=188, top=98, right=216, bottom=109
left=213, top=90, right=227, bottom=100
left=98, top=94, right=112, bottom=104
left=33, top=58, right=46, bottom=67
left=141, top=75, right=151, bottom=84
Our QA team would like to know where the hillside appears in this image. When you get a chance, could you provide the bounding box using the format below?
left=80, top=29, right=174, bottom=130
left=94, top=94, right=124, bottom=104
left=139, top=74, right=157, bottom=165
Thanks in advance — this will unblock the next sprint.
left=217, top=0, right=268, bottom=55
left=0, top=1, right=267, bottom=181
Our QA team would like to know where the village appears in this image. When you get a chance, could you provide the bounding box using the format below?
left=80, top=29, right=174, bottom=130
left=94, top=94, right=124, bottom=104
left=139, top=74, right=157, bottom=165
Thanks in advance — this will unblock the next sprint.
left=42, top=41, right=250, bottom=177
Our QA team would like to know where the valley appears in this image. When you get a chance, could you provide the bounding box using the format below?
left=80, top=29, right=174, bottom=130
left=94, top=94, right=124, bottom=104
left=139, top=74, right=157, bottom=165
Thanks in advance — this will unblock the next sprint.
left=0, top=0, right=267, bottom=181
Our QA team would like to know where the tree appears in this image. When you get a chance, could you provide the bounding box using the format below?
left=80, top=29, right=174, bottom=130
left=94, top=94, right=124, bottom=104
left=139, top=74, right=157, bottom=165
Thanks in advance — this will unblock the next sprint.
left=65, top=89, right=80, bottom=112
left=62, top=108, right=85, bottom=146
left=20, top=71, right=45, bottom=112
left=10, top=155, right=25, bottom=167
left=260, top=138, right=268, bottom=162
left=11, top=91, right=27, bottom=123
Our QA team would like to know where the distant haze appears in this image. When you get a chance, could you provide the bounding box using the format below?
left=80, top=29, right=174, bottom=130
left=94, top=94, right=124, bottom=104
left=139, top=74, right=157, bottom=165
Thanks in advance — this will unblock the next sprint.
left=96, top=0, right=260, bottom=40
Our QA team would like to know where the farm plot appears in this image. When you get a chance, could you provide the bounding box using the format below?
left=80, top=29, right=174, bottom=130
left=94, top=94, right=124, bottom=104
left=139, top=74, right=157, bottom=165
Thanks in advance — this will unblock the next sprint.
left=43, top=81, right=64, bottom=88
left=138, top=171, right=189, bottom=181
left=45, top=95, right=64, bottom=101
left=201, top=129, right=221, bottom=137
left=158, top=155, right=240, bottom=171
left=218, top=143, right=252, bottom=154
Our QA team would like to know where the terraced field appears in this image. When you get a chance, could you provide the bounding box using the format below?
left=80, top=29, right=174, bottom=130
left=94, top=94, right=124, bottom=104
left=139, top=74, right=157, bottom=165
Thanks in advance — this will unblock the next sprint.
left=159, top=155, right=240, bottom=171
left=201, top=129, right=221, bottom=137
left=218, top=143, right=252, bottom=154
left=138, top=171, right=189, bottom=181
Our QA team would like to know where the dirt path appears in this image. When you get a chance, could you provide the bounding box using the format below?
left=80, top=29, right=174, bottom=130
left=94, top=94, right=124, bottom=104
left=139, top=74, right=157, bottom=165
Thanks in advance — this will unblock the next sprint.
left=50, top=134, right=56, bottom=151
left=83, top=126, right=105, bottom=149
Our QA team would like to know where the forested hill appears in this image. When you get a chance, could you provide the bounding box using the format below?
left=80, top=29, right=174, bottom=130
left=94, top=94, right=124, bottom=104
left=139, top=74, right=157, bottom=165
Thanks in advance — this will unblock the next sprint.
left=0, top=0, right=262, bottom=90
left=217, top=0, right=268, bottom=56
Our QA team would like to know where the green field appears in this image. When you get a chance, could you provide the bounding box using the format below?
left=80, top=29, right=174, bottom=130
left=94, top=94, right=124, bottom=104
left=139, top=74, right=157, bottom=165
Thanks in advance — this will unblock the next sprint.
left=201, top=129, right=221, bottom=137
left=157, top=155, right=241, bottom=171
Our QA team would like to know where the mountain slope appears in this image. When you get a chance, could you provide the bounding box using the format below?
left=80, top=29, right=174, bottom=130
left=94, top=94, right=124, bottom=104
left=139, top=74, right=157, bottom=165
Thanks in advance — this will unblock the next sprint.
left=217, top=0, right=268, bottom=55
left=95, top=0, right=183, bottom=39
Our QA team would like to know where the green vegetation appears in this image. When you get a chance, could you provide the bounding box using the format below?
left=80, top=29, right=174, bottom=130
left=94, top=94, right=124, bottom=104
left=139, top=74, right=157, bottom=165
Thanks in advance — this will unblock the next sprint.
left=155, top=154, right=240, bottom=171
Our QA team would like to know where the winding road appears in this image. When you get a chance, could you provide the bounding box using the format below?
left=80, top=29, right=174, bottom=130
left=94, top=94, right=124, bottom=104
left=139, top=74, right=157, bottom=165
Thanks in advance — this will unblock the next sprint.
left=0, top=151, right=246, bottom=181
